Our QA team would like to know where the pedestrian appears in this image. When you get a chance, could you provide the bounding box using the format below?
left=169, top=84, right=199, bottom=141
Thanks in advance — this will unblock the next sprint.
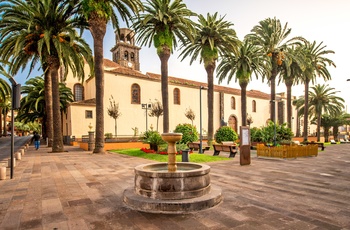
left=31, top=131, right=41, bottom=150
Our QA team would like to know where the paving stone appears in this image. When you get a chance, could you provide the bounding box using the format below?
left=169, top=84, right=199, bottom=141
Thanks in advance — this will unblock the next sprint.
left=0, top=144, right=349, bottom=229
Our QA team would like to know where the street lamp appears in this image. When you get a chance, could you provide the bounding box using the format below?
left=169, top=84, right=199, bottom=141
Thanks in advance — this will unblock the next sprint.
left=141, top=103, right=152, bottom=131
left=199, top=86, right=207, bottom=153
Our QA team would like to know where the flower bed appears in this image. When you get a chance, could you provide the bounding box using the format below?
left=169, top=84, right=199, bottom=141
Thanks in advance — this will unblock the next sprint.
left=257, top=144, right=318, bottom=158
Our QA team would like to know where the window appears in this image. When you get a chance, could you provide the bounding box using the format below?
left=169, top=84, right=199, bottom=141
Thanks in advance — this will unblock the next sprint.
left=173, top=88, right=180, bottom=105
left=252, top=100, right=256, bottom=112
left=231, top=96, right=236, bottom=109
left=124, top=51, right=129, bottom=60
left=85, top=110, right=93, bottom=118
left=130, top=52, right=135, bottom=62
left=74, top=84, right=84, bottom=101
left=131, top=84, right=140, bottom=104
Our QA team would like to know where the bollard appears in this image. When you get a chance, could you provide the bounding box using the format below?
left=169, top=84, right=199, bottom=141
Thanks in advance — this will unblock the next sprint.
left=26, top=144, right=29, bottom=149
left=16, top=152, right=21, bottom=160
left=21, top=149, right=24, bottom=156
left=0, top=167, right=6, bottom=180
left=8, top=158, right=16, bottom=168
left=181, top=149, right=190, bottom=162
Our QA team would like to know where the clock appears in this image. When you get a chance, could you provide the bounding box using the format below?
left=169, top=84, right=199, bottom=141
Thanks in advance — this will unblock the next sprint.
left=127, top=62, right=133, bottom=68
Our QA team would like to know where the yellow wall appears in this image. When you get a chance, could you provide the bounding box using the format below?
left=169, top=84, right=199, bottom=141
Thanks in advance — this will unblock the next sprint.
left=63, top=62, right=315, bottom=139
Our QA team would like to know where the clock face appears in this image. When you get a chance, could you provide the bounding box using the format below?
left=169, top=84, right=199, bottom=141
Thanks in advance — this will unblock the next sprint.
left=127, top=62, right=132, bottom=67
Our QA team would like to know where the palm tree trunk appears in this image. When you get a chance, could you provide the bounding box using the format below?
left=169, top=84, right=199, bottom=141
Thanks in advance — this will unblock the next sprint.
left=240, top=81, right=248, bottom=126
left=270, top=74, right=276, bottom=122
left=270, top=54, right=278, bottom=122
left=158, top=45, right=170, bottom=133
left=0, top=108, right=2, bottom=136
left=316, top=114, right=321, bottom=142
left=49, top=56, right=64, bottom=152
left=205, top=63, right=215, bottom=143
left=89, top=17, right=107, bottom=154
left=324, top=128, right=329, bottom=142
left=114, top=119, right=117, bottom=137
left=44, top=70, right=53, bottom=147
left=303, top=80, right=310, bottom=142
left=3, top=109, right=7, bottom=136
left=285, top=80, right=293, bottom=129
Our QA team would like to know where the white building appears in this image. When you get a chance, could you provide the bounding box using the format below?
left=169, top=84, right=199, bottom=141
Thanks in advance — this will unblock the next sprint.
left=62, top=28, right=300, bottom=139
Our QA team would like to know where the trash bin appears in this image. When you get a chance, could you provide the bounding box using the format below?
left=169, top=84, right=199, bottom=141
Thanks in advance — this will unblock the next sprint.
left=182, top=149, right=190, bottom=162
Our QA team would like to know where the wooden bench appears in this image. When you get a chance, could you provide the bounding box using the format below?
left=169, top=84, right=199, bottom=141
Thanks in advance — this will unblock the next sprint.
left=187, top=142, right=210, bottom=153
left=213, top=144, right=237, bottom=158
left=304, top=142, right=325, bottom=151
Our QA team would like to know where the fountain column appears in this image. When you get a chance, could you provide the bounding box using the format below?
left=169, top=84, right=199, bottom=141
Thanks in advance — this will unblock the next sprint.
left=161, top=133, right=182, bottom=172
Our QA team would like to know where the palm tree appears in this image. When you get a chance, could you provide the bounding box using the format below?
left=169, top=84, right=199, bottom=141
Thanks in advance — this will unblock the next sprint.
left=295, top=40, right=335, bottom=142
left=292, top=84, right=343, bottom=142
left=278, top=46, right=304, bottom=129
left=0, top=0, right=94, bottom=152
left=180, top=12, right=239, bottom=142
left=217, top=39, right=269, bottom=127
left=0, top=70, right=12, bottom=137
left=16, top=76, right=74, bottom=138
left=309, top=84, right=344, bottom=141
left=246, top=17, right=292, bottom=123
left=81, top=0, right=143, bottom=153
left=132, top=0, right=195, bottom=133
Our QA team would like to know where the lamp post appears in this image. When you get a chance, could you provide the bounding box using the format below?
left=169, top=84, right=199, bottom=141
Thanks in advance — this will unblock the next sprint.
left=199, top=86, right=207, bottom=153
left=9, top=77, right=21, bottom=179
left=141, top=103, right=152, bottom=131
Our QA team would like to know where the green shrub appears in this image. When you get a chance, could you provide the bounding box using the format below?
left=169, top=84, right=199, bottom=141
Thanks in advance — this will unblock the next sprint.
left=214, top=126, right=238, bottom=144
left=105, top=133, right=113, bottom=139
left=250, top=122, right=293, bottom=145
left=140, top=130, right=165, bottom=151
left=174, top=123, right=199, bottom=144
left=250, top=127, right=266, bottom=143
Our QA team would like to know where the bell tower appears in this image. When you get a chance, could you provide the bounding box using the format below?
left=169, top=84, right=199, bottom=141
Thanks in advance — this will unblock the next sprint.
left=110, top=28, right=141, bottom=71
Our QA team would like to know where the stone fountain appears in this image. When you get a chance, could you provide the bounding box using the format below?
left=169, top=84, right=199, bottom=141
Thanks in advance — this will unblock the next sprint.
left=123, top=133, right=222, bottom=214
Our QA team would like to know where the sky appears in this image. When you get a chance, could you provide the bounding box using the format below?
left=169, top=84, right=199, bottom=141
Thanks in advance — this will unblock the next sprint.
left=11, top=0, right=350, bottom=111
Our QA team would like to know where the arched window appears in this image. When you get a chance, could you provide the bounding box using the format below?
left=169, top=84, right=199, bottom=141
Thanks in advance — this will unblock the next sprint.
left=130, top=52, right=135, bottom=62
left=131, top=84, right=140, bottom=104
left=228, top=115, right=238, bottom=132
left=124, top=51, right=129, bottom=60
left=252, top=100, right=256, bottom=112
left=173, top=88, right=180, bottom=105
left=74, top=84, right=84, bottom=101
left=231, top=96, right=236, bottom=109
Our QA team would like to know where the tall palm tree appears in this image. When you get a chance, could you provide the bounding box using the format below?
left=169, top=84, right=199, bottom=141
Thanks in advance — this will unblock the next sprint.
left=16, top=76, right=74, bottom=137
left=132, top=0, right=195, bottom=133
left=180, top=12, right=239, bottom=142
left=0, top=62, right=14, bottom=137
left=278, top=46, right=304, bottom=129
left=292, top=84, right=343, bottom=142
left=309, top=84, right=344, bottom=141
left=246, top=17, right=291, bottom=123
left=295, top=40, right=335, bottom=142
left=217, top=39, right=269, bottom=127
left=81, top=0, right=143, bottom=153
left=0, top=0, right=94, bottom=152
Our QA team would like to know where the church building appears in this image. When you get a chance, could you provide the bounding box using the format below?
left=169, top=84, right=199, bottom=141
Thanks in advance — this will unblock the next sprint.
left=62, top=28, right=299, bottom=140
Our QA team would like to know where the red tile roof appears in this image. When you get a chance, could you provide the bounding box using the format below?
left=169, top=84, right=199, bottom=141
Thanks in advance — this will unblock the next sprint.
left=89, top=59, right=271, bottom=100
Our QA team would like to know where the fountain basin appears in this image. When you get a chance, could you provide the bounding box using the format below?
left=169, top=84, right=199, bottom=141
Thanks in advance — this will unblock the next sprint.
left=135, top=162, right=211, bottom=200
left=123, top=162, right=222, bottom=214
